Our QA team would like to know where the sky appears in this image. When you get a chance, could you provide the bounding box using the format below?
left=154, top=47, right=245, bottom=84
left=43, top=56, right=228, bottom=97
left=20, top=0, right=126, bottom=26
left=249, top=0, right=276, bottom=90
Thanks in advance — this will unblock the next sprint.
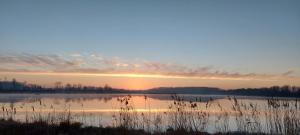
left=0, top=0, right=300, bottom=90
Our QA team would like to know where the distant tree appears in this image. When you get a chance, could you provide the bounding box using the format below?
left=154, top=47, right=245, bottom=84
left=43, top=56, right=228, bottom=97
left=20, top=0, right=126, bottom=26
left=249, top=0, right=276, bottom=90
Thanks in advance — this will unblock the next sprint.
left=71, top=84, right=76, bottom=89
left=12, top=78, right=17, bottom=88
left=65, top=83, right=72, bottom=90
left=77, top=84, right=82, bottom=90
left=104, top=84, right=112, bottom=91
left=281, top=85, right=290, bottom=91
left=54, top=81, right=63, bottom=89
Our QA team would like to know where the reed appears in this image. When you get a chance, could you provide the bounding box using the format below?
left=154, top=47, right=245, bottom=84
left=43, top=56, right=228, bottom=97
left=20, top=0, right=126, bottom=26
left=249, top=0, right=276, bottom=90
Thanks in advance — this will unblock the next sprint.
left=0, top=95, right=299, bottom=135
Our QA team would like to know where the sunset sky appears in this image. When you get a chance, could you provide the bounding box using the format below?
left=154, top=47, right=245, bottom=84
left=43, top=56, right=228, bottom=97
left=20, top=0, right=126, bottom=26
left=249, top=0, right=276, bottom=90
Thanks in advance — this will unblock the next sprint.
left=1, top=0, right=300, bottom=90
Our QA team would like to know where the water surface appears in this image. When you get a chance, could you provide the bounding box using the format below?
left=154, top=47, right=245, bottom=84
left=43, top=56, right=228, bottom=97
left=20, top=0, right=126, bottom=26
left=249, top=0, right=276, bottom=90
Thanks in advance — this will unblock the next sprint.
left=0, top=94, right=298, bottom=133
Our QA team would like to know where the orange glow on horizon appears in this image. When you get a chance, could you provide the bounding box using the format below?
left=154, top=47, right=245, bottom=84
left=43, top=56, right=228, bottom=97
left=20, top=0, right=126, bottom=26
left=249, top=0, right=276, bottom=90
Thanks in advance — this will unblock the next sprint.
left=0, top=71, right=300, bottom=90
left=0, top=71, right=277, bottom=81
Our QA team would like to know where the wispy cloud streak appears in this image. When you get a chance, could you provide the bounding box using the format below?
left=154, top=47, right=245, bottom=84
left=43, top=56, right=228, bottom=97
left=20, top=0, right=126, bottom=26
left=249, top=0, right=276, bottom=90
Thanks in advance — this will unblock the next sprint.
left=0, top=53, right=297, bottom=81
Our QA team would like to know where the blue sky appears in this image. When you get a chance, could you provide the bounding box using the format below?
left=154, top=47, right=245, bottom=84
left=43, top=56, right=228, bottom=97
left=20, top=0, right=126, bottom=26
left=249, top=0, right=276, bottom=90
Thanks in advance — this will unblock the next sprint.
left=0, top=0, right=300, bottom=89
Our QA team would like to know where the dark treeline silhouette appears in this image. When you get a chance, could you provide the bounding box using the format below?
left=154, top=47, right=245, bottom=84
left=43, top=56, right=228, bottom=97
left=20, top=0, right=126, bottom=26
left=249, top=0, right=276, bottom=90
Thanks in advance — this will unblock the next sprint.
left=0, top=79, right=127, bottom=94
left=0, top=79, right=300, bottom=97
left=144, top=86, right=300, bottom=97
left=226, top=85, right=300, bottom=97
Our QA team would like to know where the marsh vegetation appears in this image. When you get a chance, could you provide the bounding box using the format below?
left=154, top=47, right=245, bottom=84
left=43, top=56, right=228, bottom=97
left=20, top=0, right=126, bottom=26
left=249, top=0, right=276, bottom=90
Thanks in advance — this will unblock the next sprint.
left=0, top=94, right=299, bottom=135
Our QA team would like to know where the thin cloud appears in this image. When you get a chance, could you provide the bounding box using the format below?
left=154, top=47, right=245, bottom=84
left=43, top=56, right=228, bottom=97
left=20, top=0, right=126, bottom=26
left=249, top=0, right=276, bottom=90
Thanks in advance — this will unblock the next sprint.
left=282, top=70, right=294, bottom=76
left=0, top=53, right=297, bottom=81
left=0, top=53, right=82, bottom=70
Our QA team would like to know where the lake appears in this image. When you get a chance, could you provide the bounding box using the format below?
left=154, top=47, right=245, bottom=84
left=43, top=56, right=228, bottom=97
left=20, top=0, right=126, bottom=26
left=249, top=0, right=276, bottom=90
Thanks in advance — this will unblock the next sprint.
left=0, top=94, right=299, bottom=134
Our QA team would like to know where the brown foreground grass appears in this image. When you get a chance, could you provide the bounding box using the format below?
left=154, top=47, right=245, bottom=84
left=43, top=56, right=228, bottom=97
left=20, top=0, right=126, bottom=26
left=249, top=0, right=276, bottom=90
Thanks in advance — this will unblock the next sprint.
left=0, top=119, right=267, bottom=135
left=1, top=95, right=299, bottom=135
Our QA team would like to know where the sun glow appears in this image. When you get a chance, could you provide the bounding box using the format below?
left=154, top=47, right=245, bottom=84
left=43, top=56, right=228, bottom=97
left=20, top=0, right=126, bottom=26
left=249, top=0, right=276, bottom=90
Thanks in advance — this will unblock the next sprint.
left=6, top=72, right=188, bottom=79
left=0, top=71, right=274, bottom=81
left=1, top=71, right=299, bottom=90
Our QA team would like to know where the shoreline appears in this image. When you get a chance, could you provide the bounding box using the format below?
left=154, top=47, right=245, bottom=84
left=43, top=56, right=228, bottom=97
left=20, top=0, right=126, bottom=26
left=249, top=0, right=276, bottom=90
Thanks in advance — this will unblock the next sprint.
left=0, top=119, right=267, bottom=135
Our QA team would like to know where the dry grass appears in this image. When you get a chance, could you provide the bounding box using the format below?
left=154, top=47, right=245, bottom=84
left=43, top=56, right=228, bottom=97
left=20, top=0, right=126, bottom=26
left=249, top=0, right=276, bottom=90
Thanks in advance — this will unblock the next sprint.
left=0, top=95, right=299, bottom=135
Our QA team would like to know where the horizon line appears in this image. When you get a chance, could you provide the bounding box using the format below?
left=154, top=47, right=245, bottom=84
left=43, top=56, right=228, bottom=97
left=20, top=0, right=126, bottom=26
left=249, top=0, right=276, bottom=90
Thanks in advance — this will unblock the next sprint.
left=1, top=77, right=298, bottom=91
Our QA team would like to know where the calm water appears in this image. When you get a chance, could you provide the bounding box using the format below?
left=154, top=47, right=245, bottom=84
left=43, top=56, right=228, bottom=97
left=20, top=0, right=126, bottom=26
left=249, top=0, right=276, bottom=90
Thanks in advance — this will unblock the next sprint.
left=0, top=94, right=298, bottom=133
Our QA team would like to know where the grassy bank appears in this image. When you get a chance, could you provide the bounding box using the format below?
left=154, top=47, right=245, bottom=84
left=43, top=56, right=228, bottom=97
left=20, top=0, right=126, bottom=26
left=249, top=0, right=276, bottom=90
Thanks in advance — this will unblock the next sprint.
left=0, top=119, right=268, bottom=135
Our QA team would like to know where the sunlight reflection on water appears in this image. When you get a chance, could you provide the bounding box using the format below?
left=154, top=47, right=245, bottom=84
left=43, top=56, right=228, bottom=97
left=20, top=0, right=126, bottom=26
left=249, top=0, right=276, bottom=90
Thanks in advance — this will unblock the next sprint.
left=0, top=94, right=298, bottom=133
